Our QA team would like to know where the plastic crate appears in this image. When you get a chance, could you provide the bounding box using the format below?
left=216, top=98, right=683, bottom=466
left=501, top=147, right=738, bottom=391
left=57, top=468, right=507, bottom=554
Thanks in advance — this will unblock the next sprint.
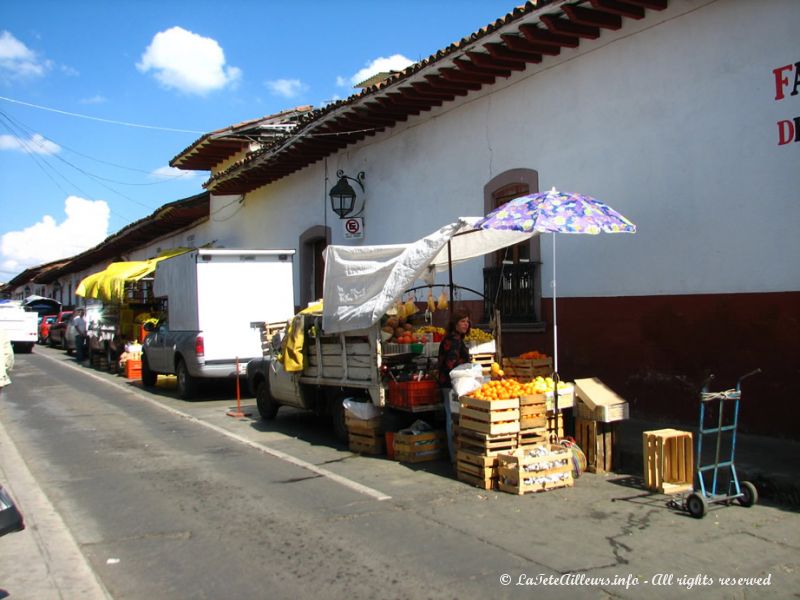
left=125, top=359, right=142, bottom=379
left=388, top=380, right=439, bottom=409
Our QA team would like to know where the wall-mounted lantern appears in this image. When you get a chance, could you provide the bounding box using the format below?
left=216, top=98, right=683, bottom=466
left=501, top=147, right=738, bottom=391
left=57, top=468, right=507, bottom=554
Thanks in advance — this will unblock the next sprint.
left=329, top=170, right=365, bottom=219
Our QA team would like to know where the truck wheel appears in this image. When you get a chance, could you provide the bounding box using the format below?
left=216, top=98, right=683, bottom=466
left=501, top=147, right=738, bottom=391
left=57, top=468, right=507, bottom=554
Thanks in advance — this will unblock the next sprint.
left=256, top=380, right=279, bottom=420
left=141, top=355, right=157, bottom=388
left=176, top=359, right=197, bottom=400
left=330, top=395, right=349, bottom=444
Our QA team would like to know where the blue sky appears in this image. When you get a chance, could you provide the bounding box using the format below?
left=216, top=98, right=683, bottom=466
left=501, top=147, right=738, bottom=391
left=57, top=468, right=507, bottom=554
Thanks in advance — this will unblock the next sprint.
left=0, top=0, right=515, bottom=280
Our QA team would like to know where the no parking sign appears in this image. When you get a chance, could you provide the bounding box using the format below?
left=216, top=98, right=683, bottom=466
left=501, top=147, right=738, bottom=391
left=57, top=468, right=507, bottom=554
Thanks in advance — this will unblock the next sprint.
left=343, top=217, right=363, bottom=239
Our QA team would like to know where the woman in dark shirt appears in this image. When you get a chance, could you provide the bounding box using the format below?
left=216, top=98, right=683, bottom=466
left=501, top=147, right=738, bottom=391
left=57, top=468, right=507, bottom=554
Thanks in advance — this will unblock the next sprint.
left=437, top=307, right=471, bottom=463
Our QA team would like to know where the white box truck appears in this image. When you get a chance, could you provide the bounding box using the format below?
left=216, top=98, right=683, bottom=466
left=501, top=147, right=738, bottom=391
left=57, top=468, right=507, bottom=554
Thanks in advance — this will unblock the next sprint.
left=0, top=300, right=38, bottom=353
left=141, top=249, right=296, bottom=399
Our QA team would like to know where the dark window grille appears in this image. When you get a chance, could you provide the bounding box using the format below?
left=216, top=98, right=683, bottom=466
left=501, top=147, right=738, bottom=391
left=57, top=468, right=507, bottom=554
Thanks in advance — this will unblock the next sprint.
left=483, top=264, right=538, bottom=323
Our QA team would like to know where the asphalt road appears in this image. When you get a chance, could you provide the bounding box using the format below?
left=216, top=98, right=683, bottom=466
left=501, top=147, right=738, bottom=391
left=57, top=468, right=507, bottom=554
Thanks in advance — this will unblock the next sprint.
left=1, top=346, right=798, bottom=600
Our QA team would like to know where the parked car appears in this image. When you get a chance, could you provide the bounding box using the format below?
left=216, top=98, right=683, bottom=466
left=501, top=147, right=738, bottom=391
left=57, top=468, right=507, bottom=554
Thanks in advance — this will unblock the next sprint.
left=47, top=310, right=73, bottom=349
left=38, top=314, right=57, bottom=344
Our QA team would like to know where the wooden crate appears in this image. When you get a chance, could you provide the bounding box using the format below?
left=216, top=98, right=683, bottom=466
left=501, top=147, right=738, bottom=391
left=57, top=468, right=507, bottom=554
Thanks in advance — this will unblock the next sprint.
left=517, top=428, right=549, bottom=447
left=348, top=434, right=386, bottom=455
left=496, top=445, right=574, bottom=494
left=470, top=352, right=496, bottom=376
left=546, top=411, right=564, bottom=443
left=502, top=357, right=553, bottom=380
left=574, top=378, right=629, bottom=423
left=519, top=394, right=547, bottom=430
left=394, top=431, right=444, bottom=463
left=456, top=429, right=518, bottom=456
left=459, top=396, right=520, bottom=435
left=345, top=414, right=382, bottom=435
left=574, top=418, right=616, bottom=473
left=643, top=429, right=694, bottom=494
left=456, top=450, right=498, bottom=489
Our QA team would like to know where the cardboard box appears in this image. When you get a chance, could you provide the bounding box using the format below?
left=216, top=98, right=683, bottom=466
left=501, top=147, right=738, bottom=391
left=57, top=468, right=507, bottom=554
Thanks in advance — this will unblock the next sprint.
left=574, top=378, right=628, bottom=423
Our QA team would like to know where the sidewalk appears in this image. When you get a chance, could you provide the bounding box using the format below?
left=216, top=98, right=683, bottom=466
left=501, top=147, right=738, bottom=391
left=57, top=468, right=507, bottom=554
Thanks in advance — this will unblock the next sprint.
left=0, top=416, right=111, bottom=599
left=612, top=417, right=800, bottom=510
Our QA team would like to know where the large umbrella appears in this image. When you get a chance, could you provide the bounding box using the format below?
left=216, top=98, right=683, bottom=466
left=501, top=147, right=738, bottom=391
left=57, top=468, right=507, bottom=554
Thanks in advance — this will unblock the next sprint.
left=475, top=187, right=636, bottom=380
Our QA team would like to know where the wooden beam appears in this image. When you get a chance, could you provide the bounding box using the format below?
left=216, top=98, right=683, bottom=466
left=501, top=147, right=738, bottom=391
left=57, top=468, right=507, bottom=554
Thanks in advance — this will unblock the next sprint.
left=620, top=0, right=667, bottom=9
left=439, top=67, right=496, bottom=85
left=466, top=51, right=527, bottom=72
left=424, top=74, right=482, bottom=92
left=483, top=42, right=544, bottom=63
left=454, top=57, right=512, bottom=78
left=540, top=14, right=600, bottom=39
left=389, top=91, right=442, bottom=109
left=494, top=36, right=553, bottom=59
left=515, top=26, right=579, bottom=48
left=588, top=0, right=645, bottom=19
left=562, top=4, right=623, bottom=30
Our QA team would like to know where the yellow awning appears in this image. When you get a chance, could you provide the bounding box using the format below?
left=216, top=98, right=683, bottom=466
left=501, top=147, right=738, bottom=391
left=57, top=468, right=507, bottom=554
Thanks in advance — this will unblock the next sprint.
left=76, top=248, right=191, bottom=303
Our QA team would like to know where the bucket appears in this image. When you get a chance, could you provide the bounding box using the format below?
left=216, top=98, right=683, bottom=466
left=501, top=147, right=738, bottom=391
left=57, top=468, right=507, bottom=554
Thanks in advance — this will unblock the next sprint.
left=385, top=432, right=395, bottom=459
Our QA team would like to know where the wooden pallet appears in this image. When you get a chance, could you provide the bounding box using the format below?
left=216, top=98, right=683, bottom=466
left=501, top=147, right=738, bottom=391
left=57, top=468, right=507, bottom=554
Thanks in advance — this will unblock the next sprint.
left=643, top=429, right=693, bottom=494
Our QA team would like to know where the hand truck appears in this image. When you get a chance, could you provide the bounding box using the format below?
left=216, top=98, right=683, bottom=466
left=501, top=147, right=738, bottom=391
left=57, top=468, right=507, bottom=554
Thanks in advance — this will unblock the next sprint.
left=682, top=369, right=761, bottom=518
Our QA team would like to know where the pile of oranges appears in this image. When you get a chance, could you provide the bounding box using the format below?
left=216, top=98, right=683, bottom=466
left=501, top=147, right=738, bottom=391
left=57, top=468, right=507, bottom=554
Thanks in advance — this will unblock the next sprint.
left=519, top=350, right=549, bottom=360
left=468, top=378, right=545, bottom=401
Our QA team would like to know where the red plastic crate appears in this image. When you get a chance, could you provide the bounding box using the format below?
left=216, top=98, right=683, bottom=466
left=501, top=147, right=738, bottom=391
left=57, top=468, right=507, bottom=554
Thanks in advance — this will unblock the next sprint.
left=125, top=359, right=142, bottom=379
left=388, top=380, right=440, bottom=409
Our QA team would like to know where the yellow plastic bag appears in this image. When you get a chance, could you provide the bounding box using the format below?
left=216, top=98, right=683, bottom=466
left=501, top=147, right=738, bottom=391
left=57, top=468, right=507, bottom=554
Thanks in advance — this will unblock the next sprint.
left=427, top=289, right=436, bottom=312
left=437, top=290, right=448, bottom=310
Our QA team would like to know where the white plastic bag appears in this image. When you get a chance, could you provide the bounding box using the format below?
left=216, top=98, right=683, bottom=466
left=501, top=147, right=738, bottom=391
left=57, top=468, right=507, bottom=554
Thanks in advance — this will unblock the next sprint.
left=449, top=362, right=484, bottom=397
left=342, top=398, right=380, bottom=420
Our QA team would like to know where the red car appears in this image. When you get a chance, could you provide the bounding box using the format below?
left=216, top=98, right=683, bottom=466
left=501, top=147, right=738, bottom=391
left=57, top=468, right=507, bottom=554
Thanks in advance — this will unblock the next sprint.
left=48, top=310, right=74, bottom=349
left=38, top=314, right=58, bottom=344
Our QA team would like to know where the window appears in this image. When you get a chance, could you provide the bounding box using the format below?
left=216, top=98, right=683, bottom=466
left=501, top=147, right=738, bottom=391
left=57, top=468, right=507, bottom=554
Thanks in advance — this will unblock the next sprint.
left=299, top=225, right=331, bottom=308
left=482, top=170, right=541, bottom=324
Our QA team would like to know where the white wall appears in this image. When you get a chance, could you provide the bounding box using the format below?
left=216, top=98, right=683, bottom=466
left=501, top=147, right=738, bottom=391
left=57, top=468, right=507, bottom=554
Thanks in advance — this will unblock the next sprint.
left=212, top=0, right=800, bottom=304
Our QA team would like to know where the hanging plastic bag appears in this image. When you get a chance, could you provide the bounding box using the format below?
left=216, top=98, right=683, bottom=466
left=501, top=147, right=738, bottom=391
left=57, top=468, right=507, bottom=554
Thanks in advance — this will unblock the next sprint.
left=396, top=299, right=406, bottom=320
left=404, top=295, right=417, bottom=317
left=427, top=289, right=436, bottom=312
left=437, top=289, right=448, bottom=310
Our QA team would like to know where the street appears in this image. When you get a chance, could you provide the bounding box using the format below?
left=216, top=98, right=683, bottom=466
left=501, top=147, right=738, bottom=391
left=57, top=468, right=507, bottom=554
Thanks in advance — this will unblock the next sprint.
left=1, top=346, right=798, bottom=600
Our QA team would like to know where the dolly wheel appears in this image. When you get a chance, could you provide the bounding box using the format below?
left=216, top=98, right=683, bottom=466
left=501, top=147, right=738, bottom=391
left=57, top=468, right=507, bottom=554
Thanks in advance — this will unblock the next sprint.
left=686, top=493, right=708, bottom=519
left=738, top=481, right=758, bottom=507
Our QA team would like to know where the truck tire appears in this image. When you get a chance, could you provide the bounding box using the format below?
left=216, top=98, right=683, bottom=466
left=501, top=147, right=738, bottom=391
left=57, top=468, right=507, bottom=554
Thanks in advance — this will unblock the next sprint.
left=176, top=359, right=197, bottom=400
left=330, top=395, right=348, bottom=443
left=256, top=380, right=279, bottom=420
left=141, top=354, right=157, bottom=388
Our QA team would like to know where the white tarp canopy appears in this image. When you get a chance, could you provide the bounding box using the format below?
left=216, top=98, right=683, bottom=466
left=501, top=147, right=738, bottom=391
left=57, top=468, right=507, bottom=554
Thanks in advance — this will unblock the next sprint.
left=321, top=217, right=533, bottom=333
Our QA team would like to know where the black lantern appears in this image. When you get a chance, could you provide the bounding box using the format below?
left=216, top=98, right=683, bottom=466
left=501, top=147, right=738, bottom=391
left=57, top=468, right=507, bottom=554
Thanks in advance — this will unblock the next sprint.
left=329, top=170, right=365, bottom=219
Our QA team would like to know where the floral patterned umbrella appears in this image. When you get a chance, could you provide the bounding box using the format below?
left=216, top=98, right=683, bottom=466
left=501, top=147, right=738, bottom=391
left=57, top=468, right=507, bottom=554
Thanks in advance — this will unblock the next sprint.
left=475, top=188, right=636, bottom=405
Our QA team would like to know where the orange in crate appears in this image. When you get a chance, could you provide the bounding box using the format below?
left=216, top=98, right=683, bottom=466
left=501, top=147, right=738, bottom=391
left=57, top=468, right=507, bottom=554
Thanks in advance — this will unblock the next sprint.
left=388, top=379, right=439, bottom=409
left=125, top=359, right=142, bottom=379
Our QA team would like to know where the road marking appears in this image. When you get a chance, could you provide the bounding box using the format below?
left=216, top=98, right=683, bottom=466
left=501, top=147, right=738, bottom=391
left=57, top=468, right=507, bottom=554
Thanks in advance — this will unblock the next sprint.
left=36, top=352, right=392, bottom=501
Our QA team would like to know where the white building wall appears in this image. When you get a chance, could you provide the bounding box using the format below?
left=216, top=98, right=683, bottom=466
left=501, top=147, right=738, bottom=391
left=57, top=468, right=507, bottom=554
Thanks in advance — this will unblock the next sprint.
left=211, top=0, right=800, bottom=306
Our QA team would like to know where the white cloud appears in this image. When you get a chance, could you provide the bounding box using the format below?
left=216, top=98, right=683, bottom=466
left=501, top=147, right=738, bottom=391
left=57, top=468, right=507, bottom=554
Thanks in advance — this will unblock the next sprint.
left=137, top=26, right=241, bottom=95
left=0, top=197, right=110, bottom=274
left=335, top=76, right=348, bottom=88
left=0, top=30, right=51, bottom=79
left=151, top=165, right=196, bottom=180
left=0, top=133, right=60, bottom=155
left=265, top=78, right=308, bottom=99
left=350, top=54, right=414, bottom=87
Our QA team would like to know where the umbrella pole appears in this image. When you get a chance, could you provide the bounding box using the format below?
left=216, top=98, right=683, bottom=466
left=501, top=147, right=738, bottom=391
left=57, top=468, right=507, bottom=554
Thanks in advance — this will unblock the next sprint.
left=447, top=240, right=454, bottom=312
left=552, top=233, right=559, bottom=418
left=552, top=234, right=558, bottom=374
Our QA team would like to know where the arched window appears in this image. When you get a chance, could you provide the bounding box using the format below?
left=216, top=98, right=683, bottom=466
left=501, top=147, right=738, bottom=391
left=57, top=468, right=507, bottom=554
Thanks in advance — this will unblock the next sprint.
left=482, top=169, right=542, bottom=325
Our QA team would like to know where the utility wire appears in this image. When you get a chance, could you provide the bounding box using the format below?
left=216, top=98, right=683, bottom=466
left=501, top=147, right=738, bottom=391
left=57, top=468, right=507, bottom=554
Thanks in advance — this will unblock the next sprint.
left=0, top=94, right=205, bottom=134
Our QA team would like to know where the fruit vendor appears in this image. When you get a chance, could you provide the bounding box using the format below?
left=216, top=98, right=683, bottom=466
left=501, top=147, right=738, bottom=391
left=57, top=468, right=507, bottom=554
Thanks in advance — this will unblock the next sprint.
left=436, top=307, right=472, bottom=463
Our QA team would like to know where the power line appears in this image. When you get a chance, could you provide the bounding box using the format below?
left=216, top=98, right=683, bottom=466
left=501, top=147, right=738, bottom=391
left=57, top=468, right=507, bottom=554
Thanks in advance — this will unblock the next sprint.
left=0, top=94, right=206, bottom=134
